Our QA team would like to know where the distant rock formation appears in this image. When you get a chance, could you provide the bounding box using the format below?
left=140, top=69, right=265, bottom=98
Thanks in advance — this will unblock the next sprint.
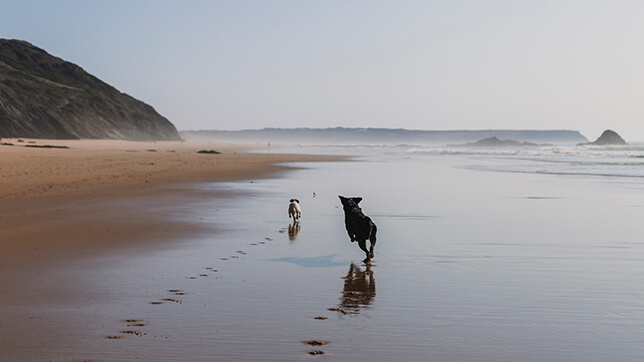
left=0, top=39, right=180, bottom=141
left=182, top=128, right=588, bottom=145
left=453, top=137, right=547, bottom=147
left=578, top=130, right=627, bottom=146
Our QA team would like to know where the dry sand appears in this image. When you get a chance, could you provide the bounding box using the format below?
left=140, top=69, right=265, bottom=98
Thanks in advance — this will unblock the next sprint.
left=1, top=138, right=342, bottom=261
left=0, top=138, right=343, bottom=359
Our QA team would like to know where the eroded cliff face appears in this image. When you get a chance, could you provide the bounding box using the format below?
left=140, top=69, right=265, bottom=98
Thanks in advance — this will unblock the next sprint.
left=0, top=39, right=180, bottom=141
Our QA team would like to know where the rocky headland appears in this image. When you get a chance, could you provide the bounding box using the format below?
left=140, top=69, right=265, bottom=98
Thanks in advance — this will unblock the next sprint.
left=0, top=39, right=180, bottom=141
left=578, top=130, right=627, bottom=146
left=453, top=136, right=548, bottom=147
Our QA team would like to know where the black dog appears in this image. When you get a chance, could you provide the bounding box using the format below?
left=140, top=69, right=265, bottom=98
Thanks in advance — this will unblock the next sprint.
left=339, top=196, right=377, bottom=263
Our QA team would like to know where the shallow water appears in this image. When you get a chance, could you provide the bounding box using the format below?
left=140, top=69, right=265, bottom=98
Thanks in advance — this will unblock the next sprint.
left=29, top=148, right=644, bottom=361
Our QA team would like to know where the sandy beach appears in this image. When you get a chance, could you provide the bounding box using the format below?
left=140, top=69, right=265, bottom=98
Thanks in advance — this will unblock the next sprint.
left=5, top=140, right=644, bottom=361
left=0, top=139, right=341, bottom=264
left=0, top=139, right=344, bottom=360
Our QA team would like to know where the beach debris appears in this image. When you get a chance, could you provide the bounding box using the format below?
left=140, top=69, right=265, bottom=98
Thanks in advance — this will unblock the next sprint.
left=24, top=144, right=70, bottom=149
left=149, top=301, right=163, bottom=305
left=105, top=335, right=124, bottom=339
left=308, top=350, right=326, bottom=355
left=197, top=149, right=221, bottom=154
left=314, top=316, right=328, bottom=320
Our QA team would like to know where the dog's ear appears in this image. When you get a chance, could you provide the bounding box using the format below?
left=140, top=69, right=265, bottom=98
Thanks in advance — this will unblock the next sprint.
left=339, top=195, right=346, bottom=202
left=352, top=197, right=363, bottom=204
left=294, top=199, right=300, bottom=203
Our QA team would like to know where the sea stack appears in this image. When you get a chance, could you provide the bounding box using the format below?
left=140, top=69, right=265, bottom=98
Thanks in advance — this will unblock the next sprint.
left=578, top=130, right=627, bottom=146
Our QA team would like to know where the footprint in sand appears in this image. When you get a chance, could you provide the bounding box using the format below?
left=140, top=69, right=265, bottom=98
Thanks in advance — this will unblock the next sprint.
left=124, top=319, right=148, bottom=327
left=302, top=341, right=329, bottom=356
left=167, top=289, right=187, bottom=296
left=327, top=307, right=347, bottom=315
left=107, top=319, right=148, bottom=339
left=120, top=330, right=144, bottom=336
left=303, top=340, right=329, bottom=346
left=161, top=298, right=182, bottom=304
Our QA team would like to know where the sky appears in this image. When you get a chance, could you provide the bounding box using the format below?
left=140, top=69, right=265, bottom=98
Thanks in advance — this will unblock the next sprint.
left=2, top=0, right=644, bottom=140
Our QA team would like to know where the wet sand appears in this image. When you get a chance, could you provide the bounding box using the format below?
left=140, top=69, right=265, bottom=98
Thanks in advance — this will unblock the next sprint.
left=6, top=141, right=644, bottom=361
left=0, top=139, right=343, bottom=360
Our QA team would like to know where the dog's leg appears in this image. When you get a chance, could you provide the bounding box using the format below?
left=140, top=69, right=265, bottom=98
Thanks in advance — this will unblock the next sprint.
left=368, top=226, right=377, bottom=259
left=357, top=239, right=370, bottom=263
left=345, top=225, right=356, bottom=242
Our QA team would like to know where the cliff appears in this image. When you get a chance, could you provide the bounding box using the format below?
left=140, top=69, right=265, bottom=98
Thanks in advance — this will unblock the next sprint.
left=0, top=39, right=180, bottom=141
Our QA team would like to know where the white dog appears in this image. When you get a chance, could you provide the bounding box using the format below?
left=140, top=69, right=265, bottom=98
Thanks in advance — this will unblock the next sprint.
left=288, top=199, right=302, bottom=221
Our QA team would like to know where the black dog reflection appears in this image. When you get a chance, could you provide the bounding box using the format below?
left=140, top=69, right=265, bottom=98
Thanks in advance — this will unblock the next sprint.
left=339, top=263, right=376, bottom=315
left=288, top=222, right=301, bottom=241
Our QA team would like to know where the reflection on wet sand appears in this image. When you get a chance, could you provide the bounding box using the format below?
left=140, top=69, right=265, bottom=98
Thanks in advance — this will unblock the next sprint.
left=339, top=263, right=376, bottom=315
left=288, top=222, right=301, bottom=241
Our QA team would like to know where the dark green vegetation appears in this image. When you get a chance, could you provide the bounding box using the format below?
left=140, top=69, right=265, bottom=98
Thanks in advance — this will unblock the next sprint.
left=0, top=39, right=180, bottom=140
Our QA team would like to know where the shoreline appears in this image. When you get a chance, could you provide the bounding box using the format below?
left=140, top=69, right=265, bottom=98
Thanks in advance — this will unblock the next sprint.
left=0, top=139, right=344, bottom=261
left=0, top=138, right=346, bottom=359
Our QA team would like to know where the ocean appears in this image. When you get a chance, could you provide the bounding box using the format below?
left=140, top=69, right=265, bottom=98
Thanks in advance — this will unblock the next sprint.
left=74, top=143, right=644, bottom=361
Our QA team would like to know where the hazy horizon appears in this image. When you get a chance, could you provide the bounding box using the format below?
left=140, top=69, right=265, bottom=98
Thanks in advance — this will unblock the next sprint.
left=2, top=1, right=644, bottom=141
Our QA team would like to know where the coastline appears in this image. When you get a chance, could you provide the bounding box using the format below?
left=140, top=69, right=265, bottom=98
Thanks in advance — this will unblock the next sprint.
left=1, top=138, right=345, bottom=262
left=0, top=139, right=345, bottom=360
